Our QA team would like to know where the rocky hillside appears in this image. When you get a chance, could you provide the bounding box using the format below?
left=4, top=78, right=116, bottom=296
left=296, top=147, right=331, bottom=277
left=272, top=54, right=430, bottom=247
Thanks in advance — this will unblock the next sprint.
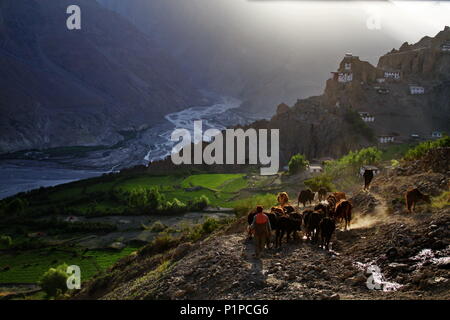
left=324, top=26, right=450, bottom=140
left=73, top=148, right=450, bottom=300
left=233, top=26, right=450, bottom=165
left=0, top=0, right=204, bottom=153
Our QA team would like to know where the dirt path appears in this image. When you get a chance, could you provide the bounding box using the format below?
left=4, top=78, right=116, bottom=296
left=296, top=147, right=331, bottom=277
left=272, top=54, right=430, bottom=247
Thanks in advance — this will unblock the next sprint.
left=90, top=189, right=449, bottom=300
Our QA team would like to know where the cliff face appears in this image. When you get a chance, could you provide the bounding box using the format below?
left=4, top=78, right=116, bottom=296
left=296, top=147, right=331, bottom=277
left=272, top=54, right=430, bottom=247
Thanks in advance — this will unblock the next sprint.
left=378, top=27, right=450, bottom=80
left=241, top=97, right=373, bottom=165
left=241, top=27, right=450, bottom=164
left=0, top=0, right=204, bottom=153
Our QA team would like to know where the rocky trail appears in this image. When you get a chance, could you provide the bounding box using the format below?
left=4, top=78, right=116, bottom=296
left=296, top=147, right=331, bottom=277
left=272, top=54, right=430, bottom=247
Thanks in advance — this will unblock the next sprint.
left=91, top=190, right=449, bottom=300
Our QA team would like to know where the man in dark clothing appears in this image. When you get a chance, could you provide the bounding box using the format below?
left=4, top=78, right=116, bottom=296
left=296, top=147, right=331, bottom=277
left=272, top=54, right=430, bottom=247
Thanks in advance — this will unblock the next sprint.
left=250, top=206, right=272, bottom=258
left=363, top=169, right=374, bottom=191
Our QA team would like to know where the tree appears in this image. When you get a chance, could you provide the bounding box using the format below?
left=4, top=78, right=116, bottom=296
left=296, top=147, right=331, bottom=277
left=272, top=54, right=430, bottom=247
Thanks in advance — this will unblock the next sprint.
left=288, top=154, right=309, bottom=174
left=40, top=263, right=69, bottom=297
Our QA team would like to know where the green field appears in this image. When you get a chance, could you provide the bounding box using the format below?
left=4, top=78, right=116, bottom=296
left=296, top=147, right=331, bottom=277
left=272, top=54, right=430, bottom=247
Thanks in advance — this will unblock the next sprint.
left=0, top=247, right=137, bottom=284
left=20, top=173, right=251, bottom=216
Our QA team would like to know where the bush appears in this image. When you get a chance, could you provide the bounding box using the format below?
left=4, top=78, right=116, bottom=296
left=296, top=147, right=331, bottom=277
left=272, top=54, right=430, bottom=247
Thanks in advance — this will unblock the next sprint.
left=344, top=108, right=375, bottom=141
left=404, top=136, right=450, bottom=160
left=39, top=263, right=69, bottom=297
left=138, top=233, right=180, bottom=257
left=112, top=187, right=165, bottom=211
left=233, top=194, right=277, bottom=216
left=0, top=235, right=12, bottom=249
left=188, top=217, right=230, bottom=242
left=5, top=197, right=28, bottom=215
left=189, top=195, right=210, bottom=211
left=149, top=221, right=167, bottom=232
left=304, top=175, right=336, bottom=192
left=432, top=191, right=450, bottom=209
left=288, top=154, right=309, bottom=174
left=164, top=198, right=187, bottom=214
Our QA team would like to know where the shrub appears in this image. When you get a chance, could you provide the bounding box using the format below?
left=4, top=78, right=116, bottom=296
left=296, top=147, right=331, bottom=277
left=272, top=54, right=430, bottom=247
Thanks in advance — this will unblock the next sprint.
left=165, top=198, right=187, bottom=214
left=288, top=154, right=309, bottom=174
left=188, top=217, right=230, bottom=242
left=149, top=221, right=167, bottom=233
left=138, top=233, right=180, bottom=257
left=190, top=195, right=210, bottom=211
left=404, top=136, right=450, bottom=160
left=431, top=191, right=450, bottom=209
left=344, top=108, right=376, bottom=141
left=0, top=235, right=12, bottom=249
left=39, top=263, right=69, bottom=297
left=304, top=175, right=336, bottom=192
left=112, top=187, right=165, bottom=211
left=5, top=197, right=28, bottom=215
left=233, top=193, right=277, bottom=216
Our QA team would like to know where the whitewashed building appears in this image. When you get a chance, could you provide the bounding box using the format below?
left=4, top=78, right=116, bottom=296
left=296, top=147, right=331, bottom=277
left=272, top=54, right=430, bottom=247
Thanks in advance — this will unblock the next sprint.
left=442, top=42, right=450, bottom=52
left=359, top=112, right=375, bottom=122
left=379, top=135, right=395, bottom=144
left=338, top=72, right=353, bottom=83
left=432, top=131, right=443, bottom=138
left=308, top=164, right=324, bottom=174
left=409, top=85, right=425, bottom=95
left=384, top=71, right=401, bottom=80
left=376, top=78, right=386, bottom=84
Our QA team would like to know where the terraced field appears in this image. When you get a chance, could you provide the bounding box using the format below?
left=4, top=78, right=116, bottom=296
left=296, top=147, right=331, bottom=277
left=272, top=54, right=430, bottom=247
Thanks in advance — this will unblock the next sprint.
left=0, top=247, right=138, bottom=283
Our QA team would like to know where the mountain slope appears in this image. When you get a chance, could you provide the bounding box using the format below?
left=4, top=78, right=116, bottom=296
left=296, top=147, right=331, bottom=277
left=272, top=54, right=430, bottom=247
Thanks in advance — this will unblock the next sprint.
left=0, top=0, right=204, bottom=153
left=73, top=148, right=450, bottom=300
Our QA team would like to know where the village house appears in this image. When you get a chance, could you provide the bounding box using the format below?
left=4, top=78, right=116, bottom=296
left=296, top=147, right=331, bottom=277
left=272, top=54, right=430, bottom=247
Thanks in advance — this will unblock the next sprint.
left=338, top=72, right=353, bottom=83
left=359, top=112, right=375, bottom=123
left=384, top=70, right=401, bottom=80
left=441, top=41, right=450, bottom=52
left=409, top=85, right=425, bottom=95
left=378, top=135, right=395, bottom=144
left=308, top=164, right=324, bottom=174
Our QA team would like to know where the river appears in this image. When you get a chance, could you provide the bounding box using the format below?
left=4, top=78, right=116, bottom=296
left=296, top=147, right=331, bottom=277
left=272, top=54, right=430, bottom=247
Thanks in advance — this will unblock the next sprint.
left=0, top=96, right=254, bottom=200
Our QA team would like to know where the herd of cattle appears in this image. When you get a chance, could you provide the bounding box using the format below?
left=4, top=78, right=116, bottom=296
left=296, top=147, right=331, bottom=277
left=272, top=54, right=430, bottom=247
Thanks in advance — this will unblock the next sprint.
left=246, top=186, right=432, bottom=251
left=247, top=189, right=353, bottom=251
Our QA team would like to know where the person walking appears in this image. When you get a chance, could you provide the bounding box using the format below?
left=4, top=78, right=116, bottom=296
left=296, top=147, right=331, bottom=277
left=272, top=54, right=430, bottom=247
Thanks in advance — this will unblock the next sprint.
left=250, top=206, right=272, bottom=259
left=363, top=169, right=374, bottom=191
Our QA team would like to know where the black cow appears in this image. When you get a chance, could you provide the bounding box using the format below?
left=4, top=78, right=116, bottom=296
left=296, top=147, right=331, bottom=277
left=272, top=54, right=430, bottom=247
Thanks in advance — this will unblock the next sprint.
left=319, top=217, right=336, bottom=250
left=303, top=210, right=324, bottom=243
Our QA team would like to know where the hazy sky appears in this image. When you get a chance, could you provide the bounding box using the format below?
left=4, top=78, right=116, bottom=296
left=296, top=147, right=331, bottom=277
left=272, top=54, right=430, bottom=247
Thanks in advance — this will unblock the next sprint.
left=98, top=0, right=450, bottom=114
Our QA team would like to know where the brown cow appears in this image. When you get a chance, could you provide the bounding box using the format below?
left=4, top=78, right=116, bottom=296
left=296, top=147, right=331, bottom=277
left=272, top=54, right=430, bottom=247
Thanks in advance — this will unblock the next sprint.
left=334, top=199, right=352, bottom=231
left=332, top=192, right=346, bottom=201
left=405, top=188, right=431, bottom=213
left=277, top=192, right=289, bottom=207
left=298, top=189, right=315, bottom=207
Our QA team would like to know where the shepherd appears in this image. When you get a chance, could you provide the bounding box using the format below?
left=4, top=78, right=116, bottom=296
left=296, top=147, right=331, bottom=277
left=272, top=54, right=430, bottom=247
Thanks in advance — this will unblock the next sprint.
left=250, top=206, right=272, bottom=258
left=363, top=168, right=374, bottom=191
